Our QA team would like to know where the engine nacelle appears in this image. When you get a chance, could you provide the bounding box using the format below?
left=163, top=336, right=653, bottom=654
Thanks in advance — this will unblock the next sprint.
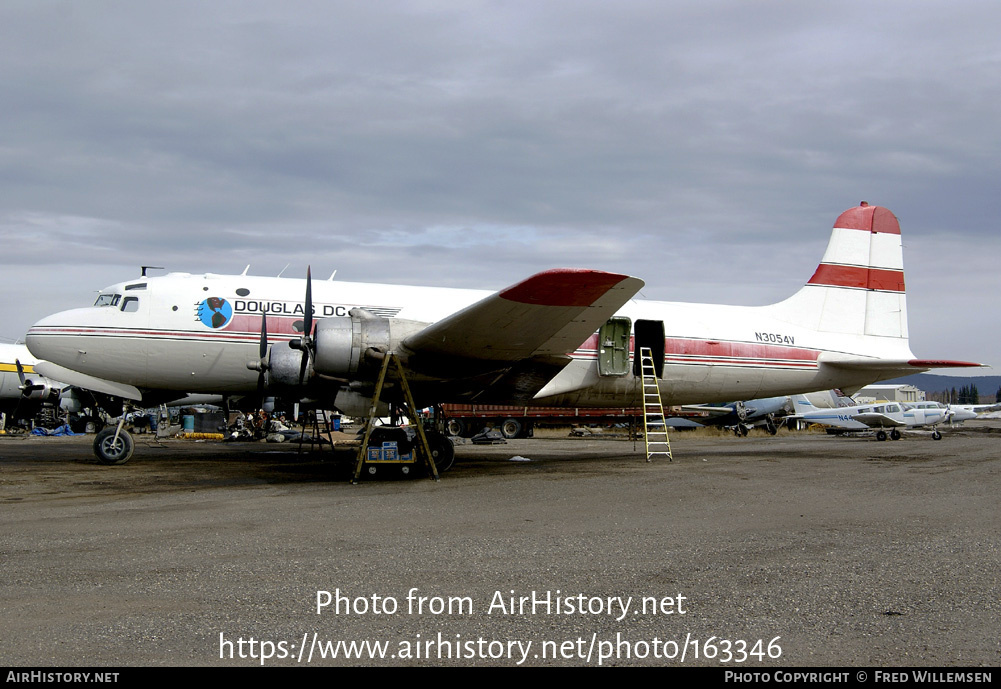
left=20, top=378, right=55, bottom=401
left=313, top=312, right=428, bottom=378
left=267, top=310, right=429, bottom=387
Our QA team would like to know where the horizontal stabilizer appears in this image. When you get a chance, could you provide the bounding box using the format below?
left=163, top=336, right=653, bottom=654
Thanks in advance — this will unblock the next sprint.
left=820, top=354, right=985, bottom=377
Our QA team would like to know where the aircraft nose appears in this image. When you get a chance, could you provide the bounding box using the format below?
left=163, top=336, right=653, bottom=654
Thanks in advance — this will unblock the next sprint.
left=26, top=309, right=82, bottom=364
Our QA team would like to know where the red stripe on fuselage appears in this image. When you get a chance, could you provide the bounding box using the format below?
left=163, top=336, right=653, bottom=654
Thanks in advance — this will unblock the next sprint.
left=578, top=334, right=820, bottom=367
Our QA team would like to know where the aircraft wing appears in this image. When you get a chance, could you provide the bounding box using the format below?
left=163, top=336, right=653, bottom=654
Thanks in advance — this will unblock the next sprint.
left=34, top=361, right=143, bottom=400
left=681, top=404, right=736, bottom=418
left=851, top=412, right=906, bottom=428
left=401, top=269, right=644, bottom=376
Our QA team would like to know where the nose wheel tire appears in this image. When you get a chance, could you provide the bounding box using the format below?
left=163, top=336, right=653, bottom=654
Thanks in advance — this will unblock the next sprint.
left=93, top=428, right=135, bottom=465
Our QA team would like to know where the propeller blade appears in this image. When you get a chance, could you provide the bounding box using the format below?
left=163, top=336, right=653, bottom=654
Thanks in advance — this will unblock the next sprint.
left=298, top=346, right=310, bottom=386
left=15, top=359, right=26, bottom=387
left=298, top=266, right=314, bottom=386
left=303, top=266, right=313, bottom=343
left=259, top=310, right=269, bottom=360
left=257, top=312, right=269, bottom=401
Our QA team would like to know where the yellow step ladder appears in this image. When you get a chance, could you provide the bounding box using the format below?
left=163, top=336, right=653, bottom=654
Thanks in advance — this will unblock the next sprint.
left=639, top=347, right=672, bottom=462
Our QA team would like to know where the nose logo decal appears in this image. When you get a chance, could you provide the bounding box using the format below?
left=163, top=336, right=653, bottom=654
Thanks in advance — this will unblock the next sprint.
left=197, top=297, right=233, bottom=329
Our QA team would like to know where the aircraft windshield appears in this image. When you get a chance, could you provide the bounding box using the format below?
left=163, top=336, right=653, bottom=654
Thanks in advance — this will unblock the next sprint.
left=94, top=294, right=121, bottom=307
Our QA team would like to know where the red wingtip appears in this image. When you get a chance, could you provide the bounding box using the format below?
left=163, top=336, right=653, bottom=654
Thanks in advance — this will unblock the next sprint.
left=908, top=359, right=986, bottom=369
left=499, top=269, right=631, bottom=307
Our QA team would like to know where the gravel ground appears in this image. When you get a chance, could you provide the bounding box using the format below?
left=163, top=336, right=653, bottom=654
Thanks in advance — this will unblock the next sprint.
left=1, top=421, right=998, bottom=667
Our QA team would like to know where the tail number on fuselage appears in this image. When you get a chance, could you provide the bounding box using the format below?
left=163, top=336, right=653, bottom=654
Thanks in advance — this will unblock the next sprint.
left=755, top=332, right=795, bottom=345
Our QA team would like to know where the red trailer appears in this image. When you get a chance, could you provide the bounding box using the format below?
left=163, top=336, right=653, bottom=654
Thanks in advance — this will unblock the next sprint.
left=441, top=403, right=649, bottom=439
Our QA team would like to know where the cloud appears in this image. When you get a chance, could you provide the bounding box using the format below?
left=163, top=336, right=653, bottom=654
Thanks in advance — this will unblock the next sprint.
left=1, top=1, right=998, bottom=369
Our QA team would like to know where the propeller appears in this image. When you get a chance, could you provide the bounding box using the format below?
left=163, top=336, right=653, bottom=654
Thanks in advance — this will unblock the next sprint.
left=15, top=359, right=46, bottom=397
left=246, top=311, right=272, bottom=405
left=11, top=359, right=44, bottom=426
left=288, top=266, right=316, bottom=385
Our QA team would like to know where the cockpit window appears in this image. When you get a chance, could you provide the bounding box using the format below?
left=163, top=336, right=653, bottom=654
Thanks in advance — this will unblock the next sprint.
left=121, top=296, right=140, bottom=313
left=94, top=294, right=122, bottom=307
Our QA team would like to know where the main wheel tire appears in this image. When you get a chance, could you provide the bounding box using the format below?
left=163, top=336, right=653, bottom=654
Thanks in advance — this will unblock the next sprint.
left=93, top=427, right=135, bottom=465
left=500, top=418, right=523, bottom=439
left=890, top=429, right=902, bottom=440
left=426, top=431, right=456, bottom=472
left=876, top=430, right=888, bottom=441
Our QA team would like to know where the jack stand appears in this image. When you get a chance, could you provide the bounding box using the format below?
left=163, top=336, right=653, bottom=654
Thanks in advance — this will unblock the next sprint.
left=297, top=409, right=335, bottom=456
left=352, top=352, right=440, bottom=483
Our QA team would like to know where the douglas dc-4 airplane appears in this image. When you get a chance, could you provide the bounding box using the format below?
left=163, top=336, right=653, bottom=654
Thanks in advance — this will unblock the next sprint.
left=26, top=203, right=980, bottom=465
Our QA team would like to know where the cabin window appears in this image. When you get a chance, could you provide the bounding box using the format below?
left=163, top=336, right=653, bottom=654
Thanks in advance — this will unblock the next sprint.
left=125, top=283, right=147, bottom=291
left=121, top=296, right=140, bottom=313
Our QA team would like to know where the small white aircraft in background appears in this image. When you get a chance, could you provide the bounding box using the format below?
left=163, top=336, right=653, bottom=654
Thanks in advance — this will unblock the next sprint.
left=947, top=403, right=999, bottom=421
left=26, top=202, right=982, bottom=464
left=791, top=396, right=953, bottom=440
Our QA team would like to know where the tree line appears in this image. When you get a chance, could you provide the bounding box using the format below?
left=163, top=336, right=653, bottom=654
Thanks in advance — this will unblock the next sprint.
left=927, top=384, right=1001, bottom=405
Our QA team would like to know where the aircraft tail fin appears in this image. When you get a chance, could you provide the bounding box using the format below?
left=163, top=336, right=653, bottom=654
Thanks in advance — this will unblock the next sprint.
left=791, top=395, right=820, bottom=415
left=769, top=203, right=908, bottom=340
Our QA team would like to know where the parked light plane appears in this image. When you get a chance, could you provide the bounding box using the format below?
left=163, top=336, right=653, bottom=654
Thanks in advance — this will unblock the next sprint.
left=26, top=203, right=981, bottom=464
left=948, top=403, right=999, bottom=420
left=680, top=396, right=792, bottom=435
left=0, top=343, right=63, bottom=426
left=791, top=396, right=953, bottom=440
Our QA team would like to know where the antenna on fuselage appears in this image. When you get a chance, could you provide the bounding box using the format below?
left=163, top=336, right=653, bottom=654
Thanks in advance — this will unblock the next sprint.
left=141, top=266, right=165, bottom=277
left=277, top=264, right=290, bottom=278
left=328, top=270, right=337, bottom=280
left=240, top=265, right=250, bottom=276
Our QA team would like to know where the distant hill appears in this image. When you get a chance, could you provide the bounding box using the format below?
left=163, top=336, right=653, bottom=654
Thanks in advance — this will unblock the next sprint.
left=880, top=373, right=1001, bottom=397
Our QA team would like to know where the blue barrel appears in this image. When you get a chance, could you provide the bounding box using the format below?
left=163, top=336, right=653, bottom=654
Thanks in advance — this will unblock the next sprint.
left=182, top=415, right=194, bottom=432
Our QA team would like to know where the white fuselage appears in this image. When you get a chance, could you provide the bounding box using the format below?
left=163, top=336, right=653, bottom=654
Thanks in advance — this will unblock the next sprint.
left=25, top=270, right=916, bottom=408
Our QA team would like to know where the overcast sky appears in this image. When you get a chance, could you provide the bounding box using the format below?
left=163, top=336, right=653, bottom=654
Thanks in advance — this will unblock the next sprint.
left=2, top=1, right=998, bottom=373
